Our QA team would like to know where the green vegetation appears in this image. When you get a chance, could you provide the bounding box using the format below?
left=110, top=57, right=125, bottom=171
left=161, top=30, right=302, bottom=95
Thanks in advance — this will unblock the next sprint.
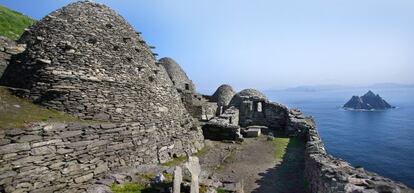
left=112, top=172, right=174, bottom=193
left=194, top=145, right=210, bottom=157
left=0, top=86, right=80, bottom=129
left=0, top=5, right=35, bottom=40
left=161, top=155, right=187, bottom=167
left=272, top=137, right=302, bottom=160
left=216, top=188, right=230, bottom=193
left=273, top=137, right=290, bottom=160
left=111, top=183, right=157, bottom=193
left=161, top=146, right=210, bottom=167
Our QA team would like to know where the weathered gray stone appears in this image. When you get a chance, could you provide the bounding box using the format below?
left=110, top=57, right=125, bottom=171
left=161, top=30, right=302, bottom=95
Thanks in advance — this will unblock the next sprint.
left=185, top=156, right=201, bottom=193
left=94, top=163, right=109, bottom=175
left=87, top=185, right=112, bottom=193
left=31, top=146, right=56, bottom=155
left=14, top=135, right=42, bottom=142
left=32, top=139, right=62, bottom=148
left=174, top=166, right=183, bottom=193
left=0, top=143, right=30, bottom=154
left=74, top=173, right=94, bottom=183
left=59, top=130, right=83, bottom=138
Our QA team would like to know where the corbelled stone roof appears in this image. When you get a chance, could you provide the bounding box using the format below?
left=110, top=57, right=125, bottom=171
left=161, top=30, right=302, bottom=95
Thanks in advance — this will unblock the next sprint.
left=229, top=88, right=268, bottom=107
left=0, top=1, right=194, bottom=124
left=211, top=84, right=235, bottom=106
left=159, top=57, right=195, bottom=92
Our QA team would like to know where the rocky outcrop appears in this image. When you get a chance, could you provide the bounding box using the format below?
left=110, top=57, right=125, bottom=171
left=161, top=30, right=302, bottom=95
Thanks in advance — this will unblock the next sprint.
left=295, top=111, right=413, bottom=193
left=0, top=122, right=204, bottom=193
left=0, top=36, right=25, bottom=76
left=343, top=91, right=394, bottom=110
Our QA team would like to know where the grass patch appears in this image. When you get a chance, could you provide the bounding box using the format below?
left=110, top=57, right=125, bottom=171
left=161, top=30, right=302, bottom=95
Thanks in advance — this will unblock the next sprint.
left=0, top=5, right=35, bottom=40
left=272, top=137, right=290, bottom=160
left=216, top=188, right=230, bottom=193
left=0, top=86, right=80, bottom=129
left=194, top=145, right=210, bottom=157
left=161, top=155, right=187, bottom=167
left=272, top=137, right=303, bottom=160
left=111, top=183, right=147, bottom=193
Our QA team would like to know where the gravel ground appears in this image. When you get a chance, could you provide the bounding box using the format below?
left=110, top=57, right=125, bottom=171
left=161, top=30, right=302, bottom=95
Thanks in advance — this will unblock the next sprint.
left=199, top=136, right=305, bottom=193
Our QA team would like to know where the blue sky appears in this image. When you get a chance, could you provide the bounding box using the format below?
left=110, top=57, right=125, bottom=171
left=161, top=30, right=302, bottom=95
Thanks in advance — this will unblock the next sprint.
left=2, top=0, right=414, bottom=92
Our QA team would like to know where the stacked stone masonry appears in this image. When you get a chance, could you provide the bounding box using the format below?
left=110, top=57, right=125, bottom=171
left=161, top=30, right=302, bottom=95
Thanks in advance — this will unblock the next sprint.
left=159, top=57, right=217, bottom=121
left=0, top=1, right=412, bottom=193
left=229, top=89, right=289, bottom=129
left=298, top=113, right=413, bottom=193
left=0, top=36, right=25, bottom=76
left=0, top=122, right=204, bottom=193
left=0, top=2, right=194, bottom=126
left=202, top=107, right=242, bottom=141
left=211, top=84, right=236, bottom=114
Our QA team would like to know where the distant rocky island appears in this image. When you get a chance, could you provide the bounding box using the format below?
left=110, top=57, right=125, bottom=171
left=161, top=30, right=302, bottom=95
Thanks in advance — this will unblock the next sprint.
left=343, top=90, right=395, bottom=110
left=0, top=2, right=411, bottom=193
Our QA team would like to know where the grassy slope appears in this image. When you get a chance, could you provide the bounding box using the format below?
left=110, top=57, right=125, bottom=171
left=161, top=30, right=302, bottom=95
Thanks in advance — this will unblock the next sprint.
left=0, top=86, right=79, bottom=129
left=0, top=5, right=35, bottom=40
left=272, top=137, right=303, bottom=160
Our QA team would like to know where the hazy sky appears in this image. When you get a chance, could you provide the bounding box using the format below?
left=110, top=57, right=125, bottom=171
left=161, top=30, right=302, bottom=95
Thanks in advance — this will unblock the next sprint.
left=2, top=0, right=414, bottom=92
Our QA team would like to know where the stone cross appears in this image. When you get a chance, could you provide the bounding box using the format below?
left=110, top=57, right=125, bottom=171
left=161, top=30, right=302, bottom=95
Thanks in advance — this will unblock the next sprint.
left=185, top=156, right=201, bottom=193
left=173, top=166, right=183, bottom=193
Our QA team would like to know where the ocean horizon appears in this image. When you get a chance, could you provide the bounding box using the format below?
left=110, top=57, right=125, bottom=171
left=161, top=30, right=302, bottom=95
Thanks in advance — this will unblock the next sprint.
left=265, top=87, right=414, bottom=188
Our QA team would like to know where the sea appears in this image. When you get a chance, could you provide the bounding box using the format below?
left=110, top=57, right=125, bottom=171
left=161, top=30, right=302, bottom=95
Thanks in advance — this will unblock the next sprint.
left=265, top=87, right=414, bottom=188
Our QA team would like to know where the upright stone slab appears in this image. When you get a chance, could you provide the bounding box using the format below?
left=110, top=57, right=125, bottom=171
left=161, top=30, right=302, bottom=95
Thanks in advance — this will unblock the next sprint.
left=173, top=166, right=183, bottom=193
left=185, top=156, right=201, bottom=193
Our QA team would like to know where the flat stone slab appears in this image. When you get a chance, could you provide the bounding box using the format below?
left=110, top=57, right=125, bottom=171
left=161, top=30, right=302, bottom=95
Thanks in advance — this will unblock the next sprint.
left=245, top=128, right=261, bottom=137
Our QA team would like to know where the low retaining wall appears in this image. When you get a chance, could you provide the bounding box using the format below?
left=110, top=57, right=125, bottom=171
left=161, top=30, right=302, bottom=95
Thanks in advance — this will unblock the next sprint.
left=303, top=120, right=412, bottom=193
left=0, top=122, right=204, bottom=193
left=202, top=107, right=241, bottom=141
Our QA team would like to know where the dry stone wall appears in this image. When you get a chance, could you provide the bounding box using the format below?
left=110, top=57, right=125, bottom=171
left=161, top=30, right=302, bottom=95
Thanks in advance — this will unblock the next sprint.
left=299, top=115, right=413, bottom=193
left=0, top=36, right=25, bottom=76
left=159, top=57, right=195, bottom=93
left=0, top=122, right=204, bottom=193
left=0, top=2, right=192, bottom=126
left=229, top=89, right=289, bottom=129
left=211, top=84, right=236, bottom=108
left=202, top=107, right=242, bottom=141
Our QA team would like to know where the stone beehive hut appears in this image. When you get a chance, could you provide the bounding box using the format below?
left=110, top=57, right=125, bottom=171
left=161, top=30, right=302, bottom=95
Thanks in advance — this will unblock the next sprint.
left=0, top=2, right=205, bottom=192
left=212, top=84, right=236, bottom=107
left=0, top=2, right=193, bottom=125
left=159, top=57, right=195, bottom=93
left=229, top=89, right=289, bottom=128
left=229, top=89, right=269, bottom=108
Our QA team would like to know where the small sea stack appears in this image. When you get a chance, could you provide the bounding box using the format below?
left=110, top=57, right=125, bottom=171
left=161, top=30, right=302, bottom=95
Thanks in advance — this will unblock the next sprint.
left=343, top=90, right=394, bottom=110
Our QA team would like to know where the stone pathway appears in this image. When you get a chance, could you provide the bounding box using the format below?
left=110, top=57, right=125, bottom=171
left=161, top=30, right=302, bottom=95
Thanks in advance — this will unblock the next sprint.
left=199, top=136, right=306, bottom=193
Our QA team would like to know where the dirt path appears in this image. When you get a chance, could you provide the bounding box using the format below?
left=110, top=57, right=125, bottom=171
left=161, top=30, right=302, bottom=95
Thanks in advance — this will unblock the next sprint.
left=199, top=136, right=305, bottom=193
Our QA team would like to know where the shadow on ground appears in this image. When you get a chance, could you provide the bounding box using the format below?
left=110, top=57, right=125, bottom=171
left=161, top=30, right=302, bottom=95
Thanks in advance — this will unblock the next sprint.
left=252, top=137, right=306, bottom=193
